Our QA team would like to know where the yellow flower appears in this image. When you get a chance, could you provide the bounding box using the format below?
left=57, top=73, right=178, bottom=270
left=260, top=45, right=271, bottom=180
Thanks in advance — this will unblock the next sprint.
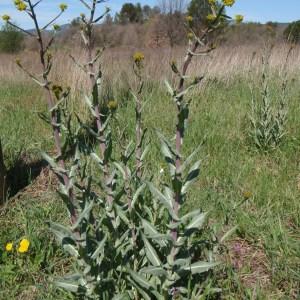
left=107, top=100, right=118, bottom=110
left=235, top=14, right=244, bottom=24
left=187, top=32, right=194, bottom=40
left=186, top=15, right=193, bottom=23
left=5, top=242, right=13, bottom=252
left=133, top=52, right=145, bottom=63
left=223, top=0, right=235, bottom=7
left=2, top=15, right=10, bottom=22
left=243, top=191, right=253, bottom=200
left=208, top=0, right=216, bottom=5
left=59, top=3, right=68, bottom=11
left=206, top=14, right=216, bottom=22
left=18, top=238, right=30, bottom=253
left=15, top=1, right=27, bottom=11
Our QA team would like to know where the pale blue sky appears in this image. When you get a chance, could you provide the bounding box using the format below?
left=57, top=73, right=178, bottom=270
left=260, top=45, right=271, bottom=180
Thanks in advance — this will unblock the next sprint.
left=0, top=0, right=299, bottom=29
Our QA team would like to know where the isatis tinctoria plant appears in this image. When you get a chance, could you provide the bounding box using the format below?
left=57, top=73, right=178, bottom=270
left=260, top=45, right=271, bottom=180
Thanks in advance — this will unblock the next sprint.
left=249, top=45, right=292, bottom=152
left=3, top=0, right=239, bottom=299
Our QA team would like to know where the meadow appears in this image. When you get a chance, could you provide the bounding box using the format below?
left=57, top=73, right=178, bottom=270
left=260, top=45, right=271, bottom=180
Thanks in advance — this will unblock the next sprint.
left=0, top=43, right=299, bottom=299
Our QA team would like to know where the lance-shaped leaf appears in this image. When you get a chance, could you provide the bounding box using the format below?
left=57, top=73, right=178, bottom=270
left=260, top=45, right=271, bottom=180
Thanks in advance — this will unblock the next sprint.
left=127, top=269, right=154, bottom=290
left=142, top=218, right=166, bottom=247
left=48, top=221, right=74, bottom=243
left=55, top=281, right=81, bottom=293
left=71, top=200, right=94, bottom=231
left=164, top=79, right=175, bottom=96
left=185, top=212, right=208, bottom=232
left=140, top=266, right=167, bottom=277
left=132, top=183, right=146, bottom=208
left=42, top=152, right=67, bottom=175
left=113, top=162, right=126, bottom=180
left=112, top=293, right=130, bottom=300
left=91, top=234, right=107, bottom=260
left=91, top=152, right=103, bottom=166
left=181, top=160, right=201, bottom=195
left=84, top=95, right=97, bottom=118
left=220, top=225, right=238, bottom=243
left=183, top=261, right=220, bottom=274
left=147, top=182, right=179, bottom=220
left=178, top=146, right=201, bottom=174
left=142, top=234, right=162, bottom=267
left=114, top=203, right=130, bottom=226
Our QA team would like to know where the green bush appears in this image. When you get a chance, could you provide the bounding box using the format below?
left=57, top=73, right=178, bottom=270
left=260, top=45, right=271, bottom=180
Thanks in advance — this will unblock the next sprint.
left=0, top=23, right=24, bottom=53
left=284, top=20, right=300, bottom=43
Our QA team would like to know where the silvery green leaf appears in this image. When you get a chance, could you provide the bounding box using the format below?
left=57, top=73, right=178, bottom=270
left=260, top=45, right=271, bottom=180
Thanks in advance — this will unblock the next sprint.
left=180, top=209, right=201, bottom=223
left=113, top=162, right=126, bottom=180
left=127, top=278, right=152, bottom=300
left=178, top=146, right=201, bottom=174
left=132, top=183, right=146, bottom=208
left=71, top=200, right=94, bottom=231
left=164, top=79, right=174, bottom=96
left=142, top=234, right=162, bottom=267
left=147, top=182, right=173, bottom=215
left=114, top=204, right=130, bottom=226
left=55, top=281, right=81, bottom=293
left=127, top=269, right=154, bottom=290
left=181, top=160, right=201, bottom=195
left=141, top=266, right=167, bottom=277
left=183, top=261, right=220, bottom=274
left=140, top=144, right=150, bottom=161
left=142, top=219, right=166, bottom=247
left=48, top=221, right=74, bottom=243
left=112, top=293, right=130, bottom=300
left=41, top=152, right=67, bottom=174
left=91, top=234, right=107, bottom=260
left=91, top=152, right=103, bottom=166
left=186, top=212, right=207, bottom=231
left=220, top=225, right=238, bottom=243
left=63, top=243, right=79, bottom=258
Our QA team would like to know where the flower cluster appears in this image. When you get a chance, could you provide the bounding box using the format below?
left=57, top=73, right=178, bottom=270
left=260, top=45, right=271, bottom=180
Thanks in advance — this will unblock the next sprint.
left=235, top=14, right=244, bottom=24
left=5, top=238, right=30, bottom=253
left=133, top=51, right=145, bottom=64
left=223, top=0, right=235, bottom=6
left=107, top=100, right=118, bottom=110
left=208, top=0, right=216, bottom=5
left=207, top=14, right=216, bottom=22
left=2, top=14, right=10, bottom=22
left=59, top=3, right=68, bottom=11
left=14, top=0, right=27, bottom=11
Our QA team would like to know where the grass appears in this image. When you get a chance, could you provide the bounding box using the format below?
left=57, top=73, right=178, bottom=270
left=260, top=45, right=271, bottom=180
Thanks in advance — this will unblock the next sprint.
left=0, top=72, right=299, bottom=299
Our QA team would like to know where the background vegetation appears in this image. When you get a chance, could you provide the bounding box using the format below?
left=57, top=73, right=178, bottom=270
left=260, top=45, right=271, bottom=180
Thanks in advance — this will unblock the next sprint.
left=0, top=1, right=299, bottom=299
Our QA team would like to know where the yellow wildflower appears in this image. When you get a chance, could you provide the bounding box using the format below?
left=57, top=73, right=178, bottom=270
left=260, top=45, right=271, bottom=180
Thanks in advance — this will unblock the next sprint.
left=133, top=52, right=145, bottom=63
left=186, top=15, right=193, bottom=23
left=59, top=3, right=68, bottom=11
left=2, top=15, right=10, bottom=22
left=5, top=242, right=13, bottom=252
left=15, top=1, right=27, bottom=11
left=208, top=0, right=216, bottom=5
left=107, top=100, right=118, bottom=110
left=243, top=191, right=253, bottom=200
left=187, top=32, right=194, bottom=40
left=206, top=14, right=216, bottom=22
left=223, top=0, right=235, bottom=7
left=18, top=238, right=30, bottom=253
left=235, top=14, right=244, bottom=24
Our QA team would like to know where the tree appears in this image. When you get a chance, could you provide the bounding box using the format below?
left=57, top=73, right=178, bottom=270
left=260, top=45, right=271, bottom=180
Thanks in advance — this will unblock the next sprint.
left=118, top=2, right=143, bottom=24
left=284, top=20, right=300, bottom=43
left=0, top=23, right=24, bottom=53
left=188, top=0, right=223, bottom=27
left=159, top=0, right=187, bottom=47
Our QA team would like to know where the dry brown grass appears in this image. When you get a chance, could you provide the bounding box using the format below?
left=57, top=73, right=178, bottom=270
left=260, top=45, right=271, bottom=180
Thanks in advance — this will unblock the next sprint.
left=1, top=43, right=299, bottom=91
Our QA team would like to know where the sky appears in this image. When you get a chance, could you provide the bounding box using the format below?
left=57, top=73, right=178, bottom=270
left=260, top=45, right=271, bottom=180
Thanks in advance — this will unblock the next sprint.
left=0, top=0, right=299, bottom=29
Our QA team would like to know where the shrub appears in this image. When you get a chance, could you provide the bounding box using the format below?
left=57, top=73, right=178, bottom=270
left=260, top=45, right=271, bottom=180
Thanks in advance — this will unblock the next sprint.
left=284, top=20, right=300, bottom=43
left=0, top=23, right=24, bottom=53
